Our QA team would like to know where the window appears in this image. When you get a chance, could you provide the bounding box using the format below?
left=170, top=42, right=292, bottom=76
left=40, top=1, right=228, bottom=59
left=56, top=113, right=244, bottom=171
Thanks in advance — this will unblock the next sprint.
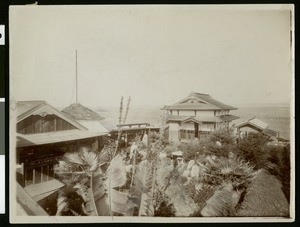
left=17, top=114, right=77, bottom=134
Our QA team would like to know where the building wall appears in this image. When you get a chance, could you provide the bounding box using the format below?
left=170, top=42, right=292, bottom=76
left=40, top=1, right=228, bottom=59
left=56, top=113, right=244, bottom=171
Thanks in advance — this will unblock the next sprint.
left=239, top=126, right=261, bottom=133
left=176, top=110, right=215, bottom=117
left=196, top=110, right=215, bottom=116
left=178, top=110, right=195, bottom=116
left=215, top=110, right=230, bottom=116
left=181, top=122, right=215, bottom=132
left=181, top=122, right=194, bottom=130
left=168, top=122, right=180, bottom=141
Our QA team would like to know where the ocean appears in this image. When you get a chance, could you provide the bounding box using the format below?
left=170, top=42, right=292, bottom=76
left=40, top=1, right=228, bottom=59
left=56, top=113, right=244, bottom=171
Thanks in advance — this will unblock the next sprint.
left=96, top=105, right=291, bottom=140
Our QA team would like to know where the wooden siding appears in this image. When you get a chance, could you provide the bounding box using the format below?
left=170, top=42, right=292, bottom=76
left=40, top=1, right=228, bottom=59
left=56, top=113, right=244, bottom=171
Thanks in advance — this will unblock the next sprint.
left=17, top=114, right=77, bottom=134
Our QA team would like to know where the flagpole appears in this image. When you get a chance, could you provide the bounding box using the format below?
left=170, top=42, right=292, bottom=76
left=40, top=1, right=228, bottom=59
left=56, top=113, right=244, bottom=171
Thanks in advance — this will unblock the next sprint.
left=76, top=50, right=78, bottom=103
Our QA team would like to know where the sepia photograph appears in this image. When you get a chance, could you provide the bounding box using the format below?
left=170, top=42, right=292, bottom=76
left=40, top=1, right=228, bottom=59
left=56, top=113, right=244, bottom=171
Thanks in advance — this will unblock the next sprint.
left=9, top=4, right=294, bottom=223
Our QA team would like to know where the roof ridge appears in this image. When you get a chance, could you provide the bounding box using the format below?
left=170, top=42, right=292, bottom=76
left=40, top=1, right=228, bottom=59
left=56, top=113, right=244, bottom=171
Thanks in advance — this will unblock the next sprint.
left=189, top=91, right=210, bottom=97
left=17, top=100, right=46, bottom=104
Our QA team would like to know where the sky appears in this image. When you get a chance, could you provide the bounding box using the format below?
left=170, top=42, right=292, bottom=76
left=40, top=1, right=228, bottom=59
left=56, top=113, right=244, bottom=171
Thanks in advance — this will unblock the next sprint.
left=9, top=5, right=292, bottom=109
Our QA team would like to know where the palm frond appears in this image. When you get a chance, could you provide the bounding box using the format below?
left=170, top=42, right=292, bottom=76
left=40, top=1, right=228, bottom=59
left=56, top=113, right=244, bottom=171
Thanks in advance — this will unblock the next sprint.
left=64, top=152, right=84, bottom=166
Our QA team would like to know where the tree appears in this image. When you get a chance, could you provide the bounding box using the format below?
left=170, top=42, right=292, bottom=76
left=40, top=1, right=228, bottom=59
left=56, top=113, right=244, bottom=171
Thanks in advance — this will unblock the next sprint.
left=237, top=132, right=274, bottom=170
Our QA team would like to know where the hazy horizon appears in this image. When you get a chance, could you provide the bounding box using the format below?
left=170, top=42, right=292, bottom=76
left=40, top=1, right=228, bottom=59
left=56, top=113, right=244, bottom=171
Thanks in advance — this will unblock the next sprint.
left=10, top=5, right=292, bottom=108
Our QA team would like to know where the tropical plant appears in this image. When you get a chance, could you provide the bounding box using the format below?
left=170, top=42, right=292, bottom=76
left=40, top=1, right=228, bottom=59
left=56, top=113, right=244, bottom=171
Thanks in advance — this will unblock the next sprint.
left=237, top=132, right=275, bottom=170
left=202, top=155, right=257, bottom=189
left=153, top=188, right=176, bottom=217
left=56, top=185, right=87, bottom=216
left=200, top=183, right=243, bottom=217
left=54, top=147, right=109, bottom=216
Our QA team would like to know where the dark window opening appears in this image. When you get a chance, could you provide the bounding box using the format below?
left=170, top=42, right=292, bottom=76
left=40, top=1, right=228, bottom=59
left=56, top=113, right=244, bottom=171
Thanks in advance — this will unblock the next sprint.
left=17, top=114, right=77, bottom=134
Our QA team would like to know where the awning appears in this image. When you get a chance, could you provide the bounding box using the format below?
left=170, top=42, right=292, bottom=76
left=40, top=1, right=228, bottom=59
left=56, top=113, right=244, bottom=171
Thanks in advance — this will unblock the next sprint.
left=17, top=129, right=108, bottom=148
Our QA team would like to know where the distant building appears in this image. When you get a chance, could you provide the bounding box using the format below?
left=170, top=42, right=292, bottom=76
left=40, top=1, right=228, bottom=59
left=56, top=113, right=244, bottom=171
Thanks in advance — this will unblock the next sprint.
left=235, top=117, right=288, bottom=145
left=164, top=92, right=239, bottom=141
left=15, top=101, right=109, bottom=188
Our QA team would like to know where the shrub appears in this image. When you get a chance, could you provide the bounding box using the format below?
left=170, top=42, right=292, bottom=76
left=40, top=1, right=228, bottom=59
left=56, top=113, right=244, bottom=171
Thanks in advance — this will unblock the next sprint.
left=237, top=132, right=274, bottom=170
left=208, top=126, right=236, bottom=145
left=268, top=144, right=290, bottom=202
left=178, top=140, right=206, bottom=161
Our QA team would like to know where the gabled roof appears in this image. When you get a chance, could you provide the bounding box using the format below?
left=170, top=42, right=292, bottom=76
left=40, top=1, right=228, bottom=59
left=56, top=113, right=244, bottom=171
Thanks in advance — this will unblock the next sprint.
left=62, top=103, right=105, bottom=121
left=236, top=117, right=269, bottom=131
left=235, top=117, right=279, bottom=138
left=16, top=101, right=87, bottom=131
left=165, top=92, right=237, bottom=111
left=182, top=117, right=204, bottom=125
left=16, top=101, right=46, bottom=119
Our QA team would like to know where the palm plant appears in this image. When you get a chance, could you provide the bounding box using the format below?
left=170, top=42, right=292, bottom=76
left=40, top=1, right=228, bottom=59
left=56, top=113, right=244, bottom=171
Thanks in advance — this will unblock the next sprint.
left=202, top=155, right=257, bottom=189
left=237, top=132, right=275, bottom=170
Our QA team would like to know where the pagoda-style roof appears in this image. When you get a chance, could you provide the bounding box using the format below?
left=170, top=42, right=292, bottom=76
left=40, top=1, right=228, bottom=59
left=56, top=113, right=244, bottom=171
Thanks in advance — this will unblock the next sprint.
left=165, top=92, right=237, bottom=111
left=62, top=103, right=113, bottom=133
left=62, top=102, right=105, bottom=121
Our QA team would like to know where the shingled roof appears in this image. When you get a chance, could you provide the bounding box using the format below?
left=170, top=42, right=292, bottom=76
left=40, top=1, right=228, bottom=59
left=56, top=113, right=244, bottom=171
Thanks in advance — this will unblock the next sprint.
left=62, top=103, right=105, bottom=121
left=165, top=92, right=237, bottom=111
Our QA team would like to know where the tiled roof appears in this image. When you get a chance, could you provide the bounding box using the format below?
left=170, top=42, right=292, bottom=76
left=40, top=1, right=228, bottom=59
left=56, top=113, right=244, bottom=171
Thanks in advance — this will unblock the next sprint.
left=249, top=118, right=269, bottom=130
left=190, top=92, right=236, bottom=110
left=236, top=117, right=269, bottom=131
left=263, top=128, right=278, bottom=137
left=165, top=92, right=237, bottom=110
left=166, top=114, right=238, bottom=123
left=218, top=114, right=239, bottom=122
left=165, top=103, right=220, bottom=110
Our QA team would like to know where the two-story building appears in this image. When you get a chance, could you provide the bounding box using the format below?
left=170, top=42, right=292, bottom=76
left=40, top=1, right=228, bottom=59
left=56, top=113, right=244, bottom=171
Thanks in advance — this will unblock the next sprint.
left=15, top=101, right=109, bottom=188
left=165, top=92, right=239, bottom=141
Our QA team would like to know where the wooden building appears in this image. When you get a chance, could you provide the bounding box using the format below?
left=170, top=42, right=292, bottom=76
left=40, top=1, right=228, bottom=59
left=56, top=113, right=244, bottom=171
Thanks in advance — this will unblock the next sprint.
left=16, top=101, right=109, bottom=187
left=235, top=117, right=288, bottom=145
left=164, top=92, right=239, bottom=141
left=110, top=123, right=160, bottom=147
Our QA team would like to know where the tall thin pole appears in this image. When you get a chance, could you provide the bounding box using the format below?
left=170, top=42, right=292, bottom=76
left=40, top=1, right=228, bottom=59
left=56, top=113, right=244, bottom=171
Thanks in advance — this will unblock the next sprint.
left=76, top=50, right=78, bottom=103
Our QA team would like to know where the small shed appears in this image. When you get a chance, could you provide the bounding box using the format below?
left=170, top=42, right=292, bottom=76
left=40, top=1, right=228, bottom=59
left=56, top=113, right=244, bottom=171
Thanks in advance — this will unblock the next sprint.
left=235, top=117, right=281, bottom=145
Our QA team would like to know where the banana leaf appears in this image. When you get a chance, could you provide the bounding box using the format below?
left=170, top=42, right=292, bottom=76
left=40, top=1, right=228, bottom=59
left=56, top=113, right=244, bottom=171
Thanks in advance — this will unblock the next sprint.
left=105, top=154, right=127, bottom=189
left=87, top=171, right=110, bottom=216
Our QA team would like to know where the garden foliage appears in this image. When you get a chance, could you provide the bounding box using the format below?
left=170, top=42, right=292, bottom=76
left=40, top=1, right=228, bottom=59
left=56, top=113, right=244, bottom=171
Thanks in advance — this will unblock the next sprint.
left=53, top=123, right=290, bottom=217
